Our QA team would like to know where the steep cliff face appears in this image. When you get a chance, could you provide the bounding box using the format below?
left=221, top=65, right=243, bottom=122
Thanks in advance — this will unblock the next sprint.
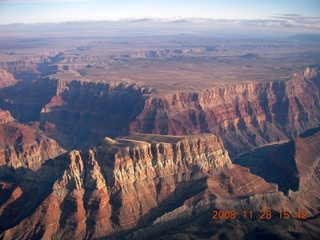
left=128, top=131, right=320, bottom=240
left=0, top=70, right=17, bottom=89
left=0, top=109, right=14, bottom=123
left=40, top=80, right=147, bottom=149
left=0, top=109, right=65, bottom=172
left=129, top=67, right=320, bottom=156
left=0, top=57, right=43, bottom=81
left=269, top=130, right=320, bottom=211
left=0, top=134, right=277, bottom=239
left=0, top=77, right=59, bottom=122
left=0, top=78, right=148, bottom=150
left=1, top=66, right=319, bottom=156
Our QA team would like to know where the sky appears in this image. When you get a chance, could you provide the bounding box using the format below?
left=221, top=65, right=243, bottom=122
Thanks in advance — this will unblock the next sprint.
left=0, top=0, right=320, bottom=25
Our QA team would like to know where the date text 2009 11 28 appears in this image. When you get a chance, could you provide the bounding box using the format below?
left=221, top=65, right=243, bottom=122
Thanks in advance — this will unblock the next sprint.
left=212, top=209, right=307, bottom=220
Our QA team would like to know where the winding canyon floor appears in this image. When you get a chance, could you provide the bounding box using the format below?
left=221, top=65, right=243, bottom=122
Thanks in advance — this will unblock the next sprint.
left=0, top=23, right=320, bottom=239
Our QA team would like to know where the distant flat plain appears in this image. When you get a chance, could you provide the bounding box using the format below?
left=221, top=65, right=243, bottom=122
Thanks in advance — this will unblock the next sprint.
left=1, top=24, right=320, bottom=93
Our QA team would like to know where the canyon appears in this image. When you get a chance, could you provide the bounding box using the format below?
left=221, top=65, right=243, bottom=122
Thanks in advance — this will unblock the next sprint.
left=1, top=65, right=319, bottom=157
left=0, top=130, right=319, bottom=239
left=0, top=31, right=320, bottom=239
left=0, top=133, right=279, bottom=239
left=0, top=109, right=64, bottom=172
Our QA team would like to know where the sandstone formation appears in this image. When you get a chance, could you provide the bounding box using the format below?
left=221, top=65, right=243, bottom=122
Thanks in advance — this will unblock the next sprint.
left=2, top=130, right=319, bottom=239
left=130, top=67, right=320, bottom=156
left=0, top=65, right=319, bottom=238
left=0, top=134, right=278, bottom=239
left=127, top=131, right=320, bottom=240
left=0, top=77, right=59, bottom=122
left=0, top=69, right=17, bottom=89
left=0, top=110, right=14, bottom=124
left=275, top=131, right=320, bottom=217
left=0, top=109, right=65, bottom=172
left=0, top=67, right=319, bottom=157
left=0, top=76, right=148, bottom=149
left=1, top=29, right=320, bottom=240
left=0, top=57, right=43, bottom=81
left=40, top=80, right=148, bottom=149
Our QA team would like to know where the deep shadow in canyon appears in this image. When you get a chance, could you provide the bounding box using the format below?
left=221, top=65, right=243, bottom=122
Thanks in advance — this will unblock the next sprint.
left=1, top=66, right=320, bottom=157
left=0, top=77, right=58, bottom=122
left=1, top=32, right=320, bottom=239
left=233, top=141, right=299, bottom=194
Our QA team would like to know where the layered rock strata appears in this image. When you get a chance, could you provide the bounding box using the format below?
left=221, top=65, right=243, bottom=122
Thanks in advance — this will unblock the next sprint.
left=0, top=67, right=319, bottom=157
left=127, top=131, right=320, bottom=240
left=0, top=134, right=276, bottom=239
left=0, top=77, right=59, bottom=122
left=0, top=69, right=17, bottom=89
left=130, top=67, right=320, bottom=156
left=0, top=109, right=65, bottom=172
left=40, top=80, right=148, bottom=149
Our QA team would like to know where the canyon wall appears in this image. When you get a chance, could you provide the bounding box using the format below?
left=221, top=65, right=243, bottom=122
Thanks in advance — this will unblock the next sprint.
left=40, top=80, right=148, bottom=149
left=266, top=129, right=320, bottom=206
left=0, top=77, right=147, bottom=150
left=0, top=65, right=319, bottom=239
left=3, top=130, right=319, bottom=240
left=130, top=67, right=320, bottom=156
left=0, top=109, right=64, bottom=172
left=127, top=130, right=320, bottom=240
left=0, top=70, right=17, bottom=89
left=0, top=134, right=277, bottom=239
left=0, top=77, right=59, bottom=122
left=0, top=56, right=46, bottom=81
left=1, top=65, right=319, bottom=156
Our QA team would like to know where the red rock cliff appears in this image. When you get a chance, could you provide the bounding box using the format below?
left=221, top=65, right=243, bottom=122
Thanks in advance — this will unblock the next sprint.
left=40, top=80, right=148, bottom=149
left=0, top=134, right=276, bottom=239
left=1, top=67, right=319, bottom=157
left=0, top=109, right=65, bottom=171
left=129, top=67, right=320, bottom=156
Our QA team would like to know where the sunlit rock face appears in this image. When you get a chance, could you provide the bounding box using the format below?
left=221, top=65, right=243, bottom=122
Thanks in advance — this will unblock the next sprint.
left=1, top=67, right=319, bottom=157
left=130, top=67, right=320, bottom=156
left=0, top=133, right=277, bottom=239
left=0, top=69, right=17, bottom=89
left=128, top=131, right=320, bottom=240
left=0, top=67, right=319, bottom=240
left=40, top=80, right=147, bottom=150
left=0, top=109, right=64, bottom=171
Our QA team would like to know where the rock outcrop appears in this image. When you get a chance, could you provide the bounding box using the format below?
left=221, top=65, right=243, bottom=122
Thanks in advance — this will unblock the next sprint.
left=1, top=66, right=319, bottom=157
left=0, top=109, right=65, bottom=172
left=127, top=130, right=320, bottom=240
left=1, top=35, right=319, bottom=240
left=0, top=77, right=149, bottom=150
left=0, top=69, right=17, bottom=89
left=277, top=130, right=320, bottom=215
left=1, top=67, right=319, bottom=238
left=130, top=67, right=320, bottom=156
left=40, top=80, right=148, bottom=149
left=0, top=134, right=277, bottom=239
left=3, top=130, right=318, bottom=240
left=0, top=57, right=43, bottom=81
left=0, top=77, right=59, bottom=122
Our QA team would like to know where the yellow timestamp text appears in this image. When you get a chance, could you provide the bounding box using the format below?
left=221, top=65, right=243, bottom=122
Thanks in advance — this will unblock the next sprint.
left=212, top=209, right=307, bottom=220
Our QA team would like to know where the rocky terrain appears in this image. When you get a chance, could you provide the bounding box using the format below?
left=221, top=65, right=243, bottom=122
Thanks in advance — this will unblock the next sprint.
left=129, top=67, right=320, bottom=156
left=1, top=65, right=319, bottom=157
left=0, top=133, right=280, bottom=239
left=0, top=109, right=64, bottom=172
left=128, top=131, right=320, bottom=240
left=0, top=33, right=319, bottom=239
left=1, top=130, right=319, bottom=239
left=0, top=70, right=17, bottom=89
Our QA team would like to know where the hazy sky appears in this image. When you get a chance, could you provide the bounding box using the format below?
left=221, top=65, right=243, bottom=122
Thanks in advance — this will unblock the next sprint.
left=0, top=0, right=320, bottom=25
